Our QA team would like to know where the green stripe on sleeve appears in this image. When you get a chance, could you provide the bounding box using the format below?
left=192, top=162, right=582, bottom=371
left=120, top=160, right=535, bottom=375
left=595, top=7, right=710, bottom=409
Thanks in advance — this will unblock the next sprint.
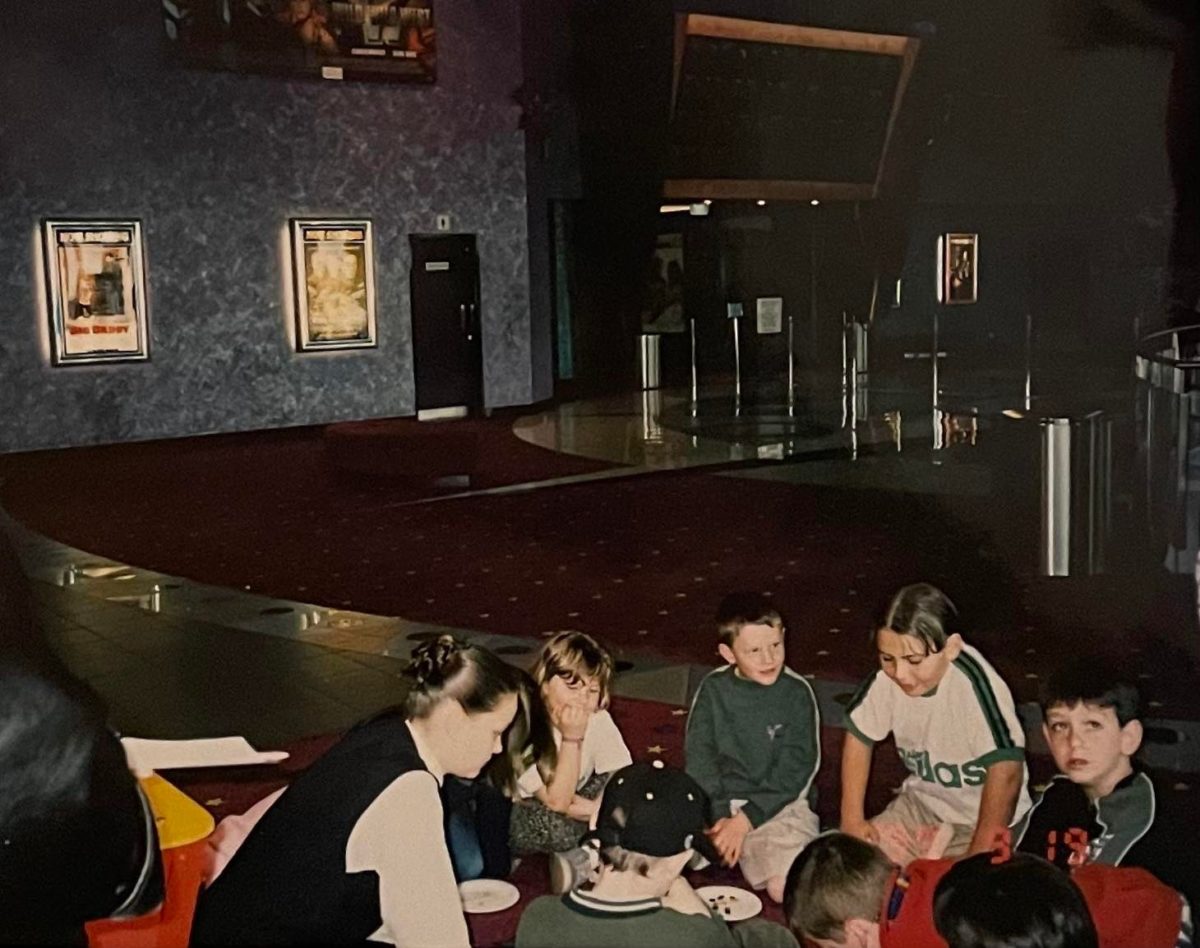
left=845, top=718, right=876, bottom=747
left=973, top=747, right=1025, bottom=767
left=844, top=670, right=879, bottom=718
left=954, top=653, right=1014, bottom=750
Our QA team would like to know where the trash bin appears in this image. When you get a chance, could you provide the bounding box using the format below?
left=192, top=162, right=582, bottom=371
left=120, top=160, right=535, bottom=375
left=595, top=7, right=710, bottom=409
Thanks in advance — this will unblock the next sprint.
left=639, top=333, right=661, bottom=390
left=1040, top=411, right=1112, bottom=575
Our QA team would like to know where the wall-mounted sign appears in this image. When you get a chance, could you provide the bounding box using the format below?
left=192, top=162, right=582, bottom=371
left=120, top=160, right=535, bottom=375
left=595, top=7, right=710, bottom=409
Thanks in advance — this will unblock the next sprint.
left=42, top=219, right=150, bottom=365
left=756, top=296, right=783, bottom=334
left=290, top=218, right=377, bottom=351
left=726, top=302, right=744, bottom=319
left=938, top=233, right=978, bottom=305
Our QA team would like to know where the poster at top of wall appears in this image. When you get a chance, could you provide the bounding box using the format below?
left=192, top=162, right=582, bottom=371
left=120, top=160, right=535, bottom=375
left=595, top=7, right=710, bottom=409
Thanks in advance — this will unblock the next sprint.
left=163, top=0, right=436, bottom=84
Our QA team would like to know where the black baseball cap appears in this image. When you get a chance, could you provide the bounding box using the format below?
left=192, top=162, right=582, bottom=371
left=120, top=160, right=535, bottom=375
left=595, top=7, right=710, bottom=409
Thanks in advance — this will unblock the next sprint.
left=583, top=760, right=722, bottom=864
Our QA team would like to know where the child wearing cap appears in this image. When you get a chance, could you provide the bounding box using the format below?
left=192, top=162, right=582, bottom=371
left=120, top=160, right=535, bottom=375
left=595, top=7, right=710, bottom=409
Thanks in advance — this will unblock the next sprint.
left=515, top=761, right=799, bottom=948
left=685, top=592, right=821, bottom=904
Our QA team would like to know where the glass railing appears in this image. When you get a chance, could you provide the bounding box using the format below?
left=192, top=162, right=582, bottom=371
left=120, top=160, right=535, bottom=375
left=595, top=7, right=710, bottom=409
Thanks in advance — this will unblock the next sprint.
left=1134, top=325, right=1200, bottom=575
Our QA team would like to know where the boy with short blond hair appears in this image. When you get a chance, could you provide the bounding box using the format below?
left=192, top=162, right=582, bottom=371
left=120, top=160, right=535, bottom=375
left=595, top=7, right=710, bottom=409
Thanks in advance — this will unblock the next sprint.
left=685, top=592, right=821, bottom=904
left=1014, top=659, right=1200, bottom=908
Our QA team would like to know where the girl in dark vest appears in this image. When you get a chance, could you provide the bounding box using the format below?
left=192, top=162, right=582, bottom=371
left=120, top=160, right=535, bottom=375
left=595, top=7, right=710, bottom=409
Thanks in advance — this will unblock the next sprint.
left=192, top=636, right=524, bottom=946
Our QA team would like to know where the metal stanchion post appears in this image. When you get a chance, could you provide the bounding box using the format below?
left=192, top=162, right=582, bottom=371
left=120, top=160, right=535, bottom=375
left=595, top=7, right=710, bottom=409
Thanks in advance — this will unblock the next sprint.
left=854, top=320, right=869, bottom=420
left=932, top=308, right=944, bottom=450
left=732, top=317, right=742, bottom=416
left=787, top=312, right=796, bottom=417
left=689, top=318, right=698, bottom=411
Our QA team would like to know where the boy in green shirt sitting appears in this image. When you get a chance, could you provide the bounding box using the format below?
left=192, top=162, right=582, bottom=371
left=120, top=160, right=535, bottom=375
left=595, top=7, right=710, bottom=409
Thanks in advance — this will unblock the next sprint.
left=685, top=593, right=822, bottom=903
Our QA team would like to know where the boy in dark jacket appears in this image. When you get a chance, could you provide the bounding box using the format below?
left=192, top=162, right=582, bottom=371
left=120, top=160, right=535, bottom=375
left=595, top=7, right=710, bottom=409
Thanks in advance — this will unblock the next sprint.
left=1014, top=660, right=1200, bottom=907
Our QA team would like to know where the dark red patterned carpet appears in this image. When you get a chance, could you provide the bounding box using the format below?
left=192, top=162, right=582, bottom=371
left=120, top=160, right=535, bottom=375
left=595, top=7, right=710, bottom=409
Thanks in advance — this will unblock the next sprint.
left=1, top=423, right=1197, bottom=716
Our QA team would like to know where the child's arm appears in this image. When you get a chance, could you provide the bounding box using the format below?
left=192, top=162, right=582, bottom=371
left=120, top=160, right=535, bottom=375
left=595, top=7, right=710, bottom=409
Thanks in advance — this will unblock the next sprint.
left=966, top=759, right=1025, bottom=856
left=535, top=703, right=589, bottom=814
left=683, top=679, right=729, bottom=816
left=841, top=670, right=890, bottom=841
left=840, top=732, right=879, bottom=843
left=739, top=681, right=821, bottom=827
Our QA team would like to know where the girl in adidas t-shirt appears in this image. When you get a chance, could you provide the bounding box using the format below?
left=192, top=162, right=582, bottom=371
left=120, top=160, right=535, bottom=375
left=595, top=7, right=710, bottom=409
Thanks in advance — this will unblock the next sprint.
left=839, top=583, right=1031, bottom=866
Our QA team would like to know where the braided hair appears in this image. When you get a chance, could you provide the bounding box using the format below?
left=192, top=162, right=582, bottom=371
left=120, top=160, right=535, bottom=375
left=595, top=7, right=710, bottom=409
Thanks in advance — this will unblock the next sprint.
left=403, top=635, right=523, bottom=720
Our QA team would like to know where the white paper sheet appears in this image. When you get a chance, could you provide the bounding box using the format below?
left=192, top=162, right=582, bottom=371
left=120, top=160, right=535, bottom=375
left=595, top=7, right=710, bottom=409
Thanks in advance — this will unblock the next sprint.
left=122, top=736, right=289, bottom=776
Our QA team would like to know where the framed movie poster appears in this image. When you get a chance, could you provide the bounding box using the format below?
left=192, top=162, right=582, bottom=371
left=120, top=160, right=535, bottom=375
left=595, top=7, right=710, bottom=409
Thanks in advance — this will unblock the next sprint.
left=640, top=234, right=685, bottom=333
left=163, top=0, right=435, bottom=84
left=939, top=232, right=978, bottom=305
left=290, top=218, right=377, bottom=351
left=42, top=220, right=150, bottom=365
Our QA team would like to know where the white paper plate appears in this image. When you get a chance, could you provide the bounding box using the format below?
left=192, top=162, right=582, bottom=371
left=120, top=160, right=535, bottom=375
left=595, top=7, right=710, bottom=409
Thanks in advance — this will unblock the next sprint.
left=696, top=885, right=763, bottom=922
left=458, top=879, right=520, bottom=914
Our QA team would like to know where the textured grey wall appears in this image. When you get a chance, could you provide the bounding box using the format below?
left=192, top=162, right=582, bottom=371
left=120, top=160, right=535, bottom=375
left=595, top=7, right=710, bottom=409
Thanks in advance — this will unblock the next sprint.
left=0, top=0, right=532, bottom=452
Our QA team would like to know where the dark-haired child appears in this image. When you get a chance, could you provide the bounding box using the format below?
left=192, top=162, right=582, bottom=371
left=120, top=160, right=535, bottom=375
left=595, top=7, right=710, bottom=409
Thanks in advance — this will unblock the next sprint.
left=840, top=583, right=1030, bottom=865
left=783, top=832, right=1190, bottom=948
left=686, top=592, right=821, bottom=904
left=1014, top=659, right=1200, bottom=907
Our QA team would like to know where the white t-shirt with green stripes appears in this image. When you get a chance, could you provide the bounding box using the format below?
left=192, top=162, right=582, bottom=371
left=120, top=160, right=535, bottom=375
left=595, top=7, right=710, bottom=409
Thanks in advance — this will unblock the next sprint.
left=846, top=641, right=1032, bottom=826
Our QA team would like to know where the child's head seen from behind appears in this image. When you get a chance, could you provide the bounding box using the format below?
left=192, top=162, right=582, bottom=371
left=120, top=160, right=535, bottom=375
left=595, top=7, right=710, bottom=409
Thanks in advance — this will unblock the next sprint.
left=1040, top=660, right=1142, bottom=800
left=532, top=630, right=614, bottom=718
left=715, top=592, right=786, bottom=686
left=875, top=583, right=963, bottom=697
left=783, top=832, right=894, bottom=947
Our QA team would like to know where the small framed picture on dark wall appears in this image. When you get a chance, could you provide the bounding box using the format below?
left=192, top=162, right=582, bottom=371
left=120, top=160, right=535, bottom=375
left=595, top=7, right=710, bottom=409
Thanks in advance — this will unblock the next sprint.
left=290, top=218, right=378, bottom=351
left=939, top=232, right=978, bottom=305
left=41, top=219, right=150, bottom=365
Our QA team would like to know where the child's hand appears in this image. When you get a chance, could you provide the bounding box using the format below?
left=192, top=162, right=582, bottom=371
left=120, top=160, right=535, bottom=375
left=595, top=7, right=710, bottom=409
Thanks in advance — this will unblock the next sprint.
left=841, top=817, right=880, bottom=846
left=567, top=794, right=600, bottom=823
left=705, top=811, right=752, bottom=866
left=555, top=702, right=590, bottom=742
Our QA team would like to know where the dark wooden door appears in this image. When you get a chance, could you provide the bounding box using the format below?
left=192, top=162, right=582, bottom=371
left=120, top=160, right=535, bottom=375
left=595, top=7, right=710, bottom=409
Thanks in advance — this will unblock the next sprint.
left=409, top=234, right=483, bottom=412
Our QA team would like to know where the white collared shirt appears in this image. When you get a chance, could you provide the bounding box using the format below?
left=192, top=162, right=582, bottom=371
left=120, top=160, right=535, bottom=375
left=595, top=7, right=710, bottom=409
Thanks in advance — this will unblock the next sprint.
left=346, top=721, right=470, bottom=947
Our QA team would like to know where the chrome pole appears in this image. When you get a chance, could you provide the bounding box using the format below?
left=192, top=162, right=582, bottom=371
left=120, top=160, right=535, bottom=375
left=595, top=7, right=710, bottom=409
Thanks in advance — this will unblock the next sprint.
left=1041, top=417, right=1072, bottom=576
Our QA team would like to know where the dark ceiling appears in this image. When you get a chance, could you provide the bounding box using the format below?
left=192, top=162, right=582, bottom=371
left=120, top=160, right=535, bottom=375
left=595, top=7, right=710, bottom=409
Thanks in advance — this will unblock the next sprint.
left=669, top=36, right=902, bottom=183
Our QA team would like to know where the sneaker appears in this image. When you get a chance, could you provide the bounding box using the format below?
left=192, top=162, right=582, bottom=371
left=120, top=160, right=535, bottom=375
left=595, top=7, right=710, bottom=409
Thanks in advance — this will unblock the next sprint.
left=549, top=846, right=597, bottom=894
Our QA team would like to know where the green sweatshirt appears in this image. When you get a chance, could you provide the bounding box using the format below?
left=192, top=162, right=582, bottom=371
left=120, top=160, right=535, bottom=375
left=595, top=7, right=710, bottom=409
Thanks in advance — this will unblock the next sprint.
left=684, top=666, right=821, bottom=827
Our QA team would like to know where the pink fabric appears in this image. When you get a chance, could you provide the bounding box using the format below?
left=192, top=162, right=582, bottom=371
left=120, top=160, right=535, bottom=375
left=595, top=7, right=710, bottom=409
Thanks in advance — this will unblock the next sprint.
left=205, top=787, right=286, bottom=885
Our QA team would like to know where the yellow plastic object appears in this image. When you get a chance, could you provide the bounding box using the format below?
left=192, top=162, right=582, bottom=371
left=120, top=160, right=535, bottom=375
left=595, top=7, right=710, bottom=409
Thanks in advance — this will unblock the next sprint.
left=139, top=773, right=215, bottom=850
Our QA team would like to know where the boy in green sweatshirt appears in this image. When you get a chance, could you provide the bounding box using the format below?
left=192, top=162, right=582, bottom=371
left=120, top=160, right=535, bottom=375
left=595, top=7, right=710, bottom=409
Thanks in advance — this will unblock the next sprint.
left=685, top=593, right=822, bottom=904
